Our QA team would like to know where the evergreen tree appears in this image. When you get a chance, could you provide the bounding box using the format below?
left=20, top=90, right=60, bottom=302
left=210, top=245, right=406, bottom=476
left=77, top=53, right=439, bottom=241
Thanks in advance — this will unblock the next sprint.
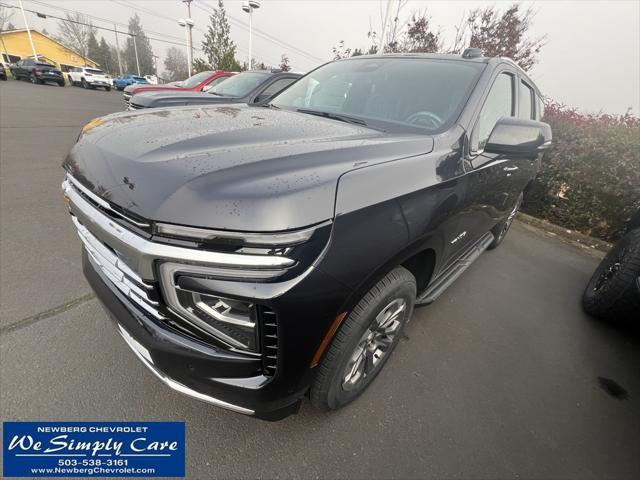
left=201, top=0, right=241, bottom=71
left=123, top=14, right=154, bottom=75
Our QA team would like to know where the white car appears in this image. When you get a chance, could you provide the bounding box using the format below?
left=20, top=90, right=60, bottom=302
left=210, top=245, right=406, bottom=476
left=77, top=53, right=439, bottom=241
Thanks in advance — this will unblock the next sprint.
left=68, top=67, right=112, bottom=91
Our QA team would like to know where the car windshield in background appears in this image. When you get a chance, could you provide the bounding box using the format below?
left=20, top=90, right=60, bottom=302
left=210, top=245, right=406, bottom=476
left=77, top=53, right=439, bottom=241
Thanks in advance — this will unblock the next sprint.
left=36, top=63, right=54, bottom=68
left=271, top=57, right=483, bottom=133
left=86, top=68, right=104, bottom=74
left=208, top=72, right=269, bottom=97
left=133, top=76, right=146, bottom=81
left=181, top=71, right=213, bottom=88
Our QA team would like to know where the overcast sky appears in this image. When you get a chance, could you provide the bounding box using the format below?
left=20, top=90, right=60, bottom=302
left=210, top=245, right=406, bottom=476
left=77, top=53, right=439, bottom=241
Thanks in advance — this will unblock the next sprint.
left=6, top=0, right=640, bottom=114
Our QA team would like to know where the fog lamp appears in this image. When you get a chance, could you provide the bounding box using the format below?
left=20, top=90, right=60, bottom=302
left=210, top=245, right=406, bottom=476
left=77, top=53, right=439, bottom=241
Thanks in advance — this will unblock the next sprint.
left=174, top=289, right=258, bottom=351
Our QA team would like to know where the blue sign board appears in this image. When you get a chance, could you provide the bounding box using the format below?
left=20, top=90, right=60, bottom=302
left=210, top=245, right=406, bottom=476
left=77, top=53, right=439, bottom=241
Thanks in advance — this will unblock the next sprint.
left=3, top=422, right=185, bottom=477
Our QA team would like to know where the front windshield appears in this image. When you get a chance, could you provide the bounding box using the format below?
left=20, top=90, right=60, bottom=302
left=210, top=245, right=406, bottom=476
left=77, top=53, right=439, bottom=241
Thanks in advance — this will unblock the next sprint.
left=271, top=57, right=483, bottom=132
left=181, top=71, right=213, bottom=88
left=209, top=72, right=269, bottom=97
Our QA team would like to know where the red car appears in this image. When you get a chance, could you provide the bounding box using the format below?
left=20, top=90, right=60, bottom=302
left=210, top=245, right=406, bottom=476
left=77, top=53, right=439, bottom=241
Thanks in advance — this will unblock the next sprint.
left=122, top=70, right=233, bottom=108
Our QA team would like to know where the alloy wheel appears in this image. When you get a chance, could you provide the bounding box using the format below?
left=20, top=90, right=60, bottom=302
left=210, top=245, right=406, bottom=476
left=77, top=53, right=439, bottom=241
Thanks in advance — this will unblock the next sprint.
left=342, top=298, right=406, bottom=391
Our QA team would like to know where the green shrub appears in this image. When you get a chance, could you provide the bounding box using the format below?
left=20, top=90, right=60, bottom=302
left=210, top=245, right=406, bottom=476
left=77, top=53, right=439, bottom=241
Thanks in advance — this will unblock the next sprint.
left=522, top=102, right=640, bottom=242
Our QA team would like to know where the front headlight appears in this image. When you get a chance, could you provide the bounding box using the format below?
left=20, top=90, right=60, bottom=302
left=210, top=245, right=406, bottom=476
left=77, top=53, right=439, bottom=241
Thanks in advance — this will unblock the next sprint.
left=157, top=221, right=332, bottom=353
left=159, top=262, right=278, bottom=352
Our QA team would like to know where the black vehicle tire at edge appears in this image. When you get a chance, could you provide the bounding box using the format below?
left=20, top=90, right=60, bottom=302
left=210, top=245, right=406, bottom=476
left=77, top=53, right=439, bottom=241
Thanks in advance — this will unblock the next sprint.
left=81, top=78, right=88, bottom=89
left=30, top=73, right=39, bottom=85
left=310, top=266, right=416, bottom=411
left=488, top=192, right=523, bottom=250
left=582, top=227, right=640, bottom=323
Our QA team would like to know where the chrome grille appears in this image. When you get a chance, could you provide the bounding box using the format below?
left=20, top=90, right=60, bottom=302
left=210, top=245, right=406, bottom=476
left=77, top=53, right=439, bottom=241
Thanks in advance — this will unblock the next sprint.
left=72, top=216, right=165, bottom=320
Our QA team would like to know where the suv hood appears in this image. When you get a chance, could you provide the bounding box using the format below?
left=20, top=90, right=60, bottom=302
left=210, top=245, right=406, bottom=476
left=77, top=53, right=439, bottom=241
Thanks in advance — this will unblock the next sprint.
left=131, top=90, right=238, bottom=108
left=64, top=104, right=434, bottom=231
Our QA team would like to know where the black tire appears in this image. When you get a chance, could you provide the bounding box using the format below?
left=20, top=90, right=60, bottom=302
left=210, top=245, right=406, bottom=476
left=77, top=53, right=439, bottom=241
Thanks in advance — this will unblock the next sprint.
left=105, top=86, right=111, bottom=92
left=582, top=228, right=640, bottom=323
left=488, top=192, right=523, bottom=250
left=58, top=81, right=65, bottom=87
left=310, top=266, right=416, bottom=411
left=30, top=73, right=40, bottom=85
left=81, top=78, right=88, bottom=89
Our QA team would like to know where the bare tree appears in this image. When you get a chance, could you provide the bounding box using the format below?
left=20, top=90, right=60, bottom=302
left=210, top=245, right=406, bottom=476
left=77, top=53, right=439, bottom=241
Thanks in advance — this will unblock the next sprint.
left=279, top=53, right=291, bottom=72
left=0, top=5, right=14, bottom=32
left=57, top=13, right=97, bottom=64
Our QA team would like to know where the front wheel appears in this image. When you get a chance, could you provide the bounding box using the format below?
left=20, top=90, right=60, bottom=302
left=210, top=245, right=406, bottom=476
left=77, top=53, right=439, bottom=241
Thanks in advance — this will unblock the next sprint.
left=310, top=266, right=416, bottom=411
left=30, top=73, right=40, bottom=84
left=582, top=228, right=640, bottom=323
left=105, top=86, right=111, bottom=92
left=488, top=192, right=523, bottom=250
left=81, top=78, right=88, bottom=89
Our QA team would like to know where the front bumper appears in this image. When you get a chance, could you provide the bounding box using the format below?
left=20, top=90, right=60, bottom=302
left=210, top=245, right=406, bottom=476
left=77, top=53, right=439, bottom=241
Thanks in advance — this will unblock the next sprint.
left=84, top=251, right=301, bottom=420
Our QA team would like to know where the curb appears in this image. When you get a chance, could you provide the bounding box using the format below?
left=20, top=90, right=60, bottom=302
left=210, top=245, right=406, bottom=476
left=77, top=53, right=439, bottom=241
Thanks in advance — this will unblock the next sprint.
left=516, top=213, right=611, bottom=258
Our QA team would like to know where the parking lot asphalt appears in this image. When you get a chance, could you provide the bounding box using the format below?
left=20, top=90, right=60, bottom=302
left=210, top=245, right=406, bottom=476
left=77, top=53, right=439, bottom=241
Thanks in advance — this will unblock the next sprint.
left=1, top=79, right=639, bottom=479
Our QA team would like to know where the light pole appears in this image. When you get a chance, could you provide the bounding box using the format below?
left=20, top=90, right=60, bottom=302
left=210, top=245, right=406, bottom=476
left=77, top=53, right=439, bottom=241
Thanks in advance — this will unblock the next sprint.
left=178, top=18, right=194, bottom=77
left=241, top=1, right=260, bottom=70
left=18, top=0, right=38, bottom=60
left=182, top=0, right=194, bottom=71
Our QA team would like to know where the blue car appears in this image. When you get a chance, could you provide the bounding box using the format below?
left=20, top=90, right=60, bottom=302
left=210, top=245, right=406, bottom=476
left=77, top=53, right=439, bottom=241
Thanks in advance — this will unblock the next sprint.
left=113, top=74, right=149, bottom=91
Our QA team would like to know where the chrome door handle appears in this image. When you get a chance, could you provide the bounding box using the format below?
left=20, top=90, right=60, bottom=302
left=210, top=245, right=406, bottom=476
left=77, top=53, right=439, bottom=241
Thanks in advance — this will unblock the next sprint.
left=503, top=166, right=519, bottom=171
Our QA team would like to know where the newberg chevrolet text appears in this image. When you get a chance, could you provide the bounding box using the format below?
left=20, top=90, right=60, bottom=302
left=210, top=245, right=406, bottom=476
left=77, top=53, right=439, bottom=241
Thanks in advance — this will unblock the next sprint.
left=62, top=51, right=551, bottom=420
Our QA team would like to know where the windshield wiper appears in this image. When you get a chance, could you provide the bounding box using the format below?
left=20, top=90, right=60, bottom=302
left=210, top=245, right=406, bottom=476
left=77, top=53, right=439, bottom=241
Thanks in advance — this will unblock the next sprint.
left=296, top=108, right=367, bottom=126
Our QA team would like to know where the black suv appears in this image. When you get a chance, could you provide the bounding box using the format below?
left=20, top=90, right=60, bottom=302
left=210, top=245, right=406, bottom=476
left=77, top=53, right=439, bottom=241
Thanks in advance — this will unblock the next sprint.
left=62, top=52, right=551, bottom=420
left=12, top=59, right=64, bottom=86
left=128, top=70, right=301, bottom=110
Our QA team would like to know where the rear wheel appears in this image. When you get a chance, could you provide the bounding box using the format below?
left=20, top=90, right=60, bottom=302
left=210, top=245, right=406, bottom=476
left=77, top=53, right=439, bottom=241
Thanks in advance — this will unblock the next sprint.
left=582, top=228, right=640, bottom=323
left=105, top=86, right=111, bottom=92
left=310, top=266, right=416, bottom=410
left=30, top=73, right=40, bottom=84
left=58, top=81, right=65, bottom=87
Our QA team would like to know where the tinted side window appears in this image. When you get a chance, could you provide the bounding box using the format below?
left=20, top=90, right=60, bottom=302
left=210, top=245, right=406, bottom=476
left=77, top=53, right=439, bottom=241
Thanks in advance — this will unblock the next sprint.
left=260, top=78, right=296, bottom=98
left=474, top=72, right=514, bottom=151
left=518, top=80, right=534, bottom=120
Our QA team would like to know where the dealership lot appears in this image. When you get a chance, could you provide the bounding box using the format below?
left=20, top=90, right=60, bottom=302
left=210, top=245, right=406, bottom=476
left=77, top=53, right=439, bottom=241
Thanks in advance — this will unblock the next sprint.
left=1, top=80, right=639, bottom=479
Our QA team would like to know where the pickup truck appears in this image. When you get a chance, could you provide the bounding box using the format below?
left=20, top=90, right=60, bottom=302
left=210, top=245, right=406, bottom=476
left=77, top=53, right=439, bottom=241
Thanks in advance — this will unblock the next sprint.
left=62, top=51, right=551, bottom=420
left=123, top=70, right=233, bottom=108
left=68, top=66, right=112, bottom=90
left=127, top=70, right=300, bottom=110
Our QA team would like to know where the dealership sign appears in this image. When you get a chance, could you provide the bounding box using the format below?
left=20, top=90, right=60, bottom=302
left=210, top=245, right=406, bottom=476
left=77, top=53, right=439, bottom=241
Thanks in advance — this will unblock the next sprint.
left=3, top=422, right=185, bottom=477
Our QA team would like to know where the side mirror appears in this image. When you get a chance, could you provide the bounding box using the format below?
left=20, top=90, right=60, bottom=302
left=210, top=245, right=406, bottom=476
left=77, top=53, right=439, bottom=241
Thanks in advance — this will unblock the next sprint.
left=484, top=117, right=552, bottom=155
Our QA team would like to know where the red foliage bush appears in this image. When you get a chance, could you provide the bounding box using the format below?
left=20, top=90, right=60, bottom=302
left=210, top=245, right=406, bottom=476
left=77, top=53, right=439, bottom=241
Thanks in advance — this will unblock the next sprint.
left=522, top=101, right=640, bottom=242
